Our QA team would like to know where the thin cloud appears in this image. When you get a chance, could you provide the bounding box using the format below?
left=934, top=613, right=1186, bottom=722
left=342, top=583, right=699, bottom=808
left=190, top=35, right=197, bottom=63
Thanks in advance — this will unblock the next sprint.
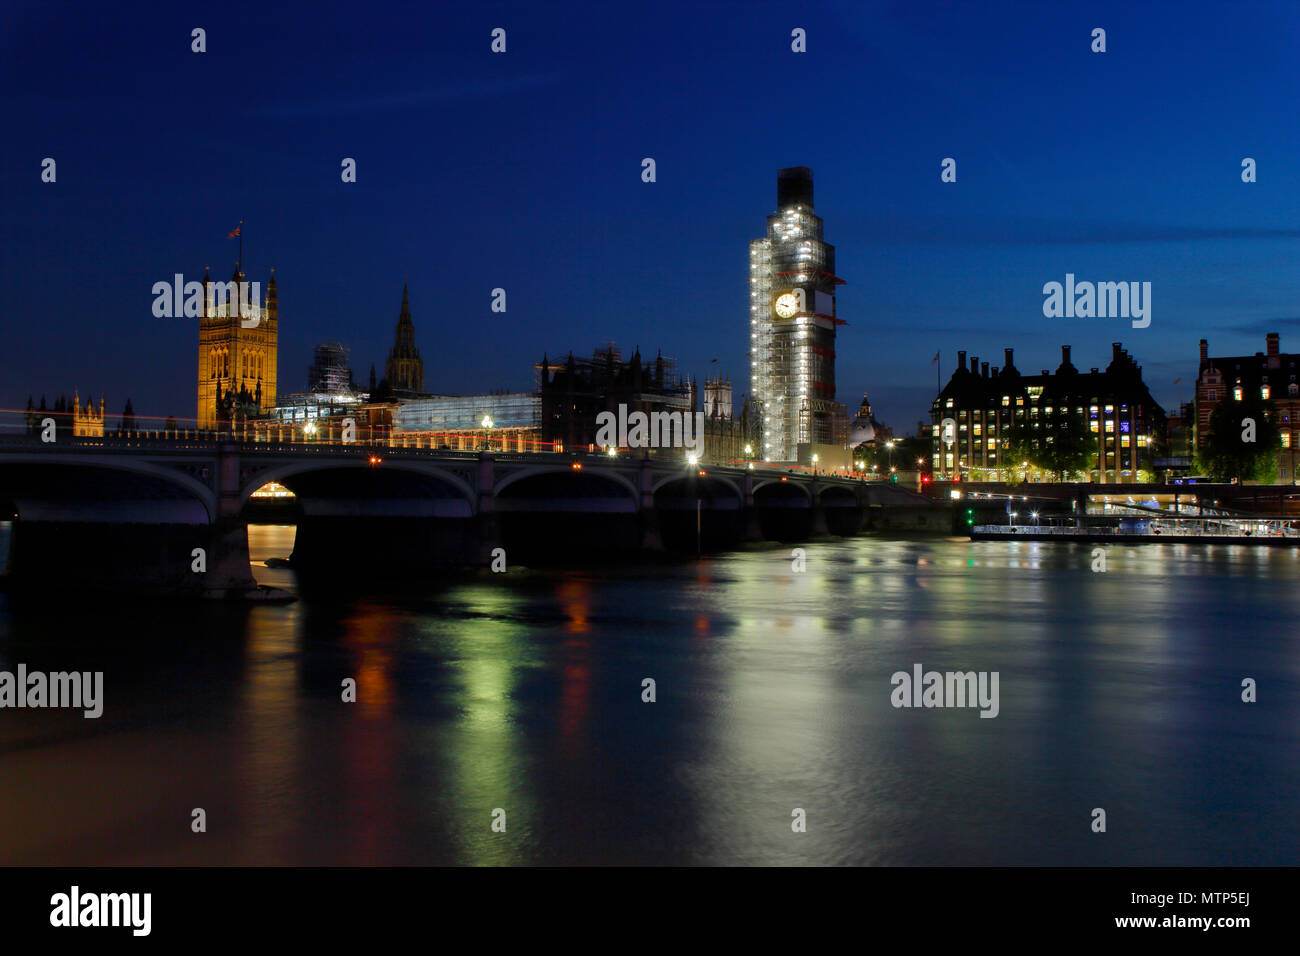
left=1218, top=317, right=1300, bottom=334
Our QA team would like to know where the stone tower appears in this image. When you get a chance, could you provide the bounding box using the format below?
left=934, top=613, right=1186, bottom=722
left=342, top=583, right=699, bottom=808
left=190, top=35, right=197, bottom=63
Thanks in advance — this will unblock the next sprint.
left=197, top=264, right=278, bottom=429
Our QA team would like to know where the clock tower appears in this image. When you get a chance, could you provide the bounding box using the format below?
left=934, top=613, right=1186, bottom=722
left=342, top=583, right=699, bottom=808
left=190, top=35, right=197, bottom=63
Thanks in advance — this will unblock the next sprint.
left=748, top=167, right=844, bottom=461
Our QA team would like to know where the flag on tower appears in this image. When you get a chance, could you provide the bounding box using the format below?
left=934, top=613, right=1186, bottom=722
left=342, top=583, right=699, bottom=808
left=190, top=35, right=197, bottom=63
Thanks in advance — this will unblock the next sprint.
left=227, top=225, right=241, bottom=238
left=931, top=351, right=940, bottom=364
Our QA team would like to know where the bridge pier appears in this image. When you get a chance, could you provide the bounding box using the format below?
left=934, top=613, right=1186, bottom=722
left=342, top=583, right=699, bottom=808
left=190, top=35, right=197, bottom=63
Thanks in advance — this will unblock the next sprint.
left=809, top=479, right=830, bottom=537
left=475, top=453, right=501, bottom=565
left=639, top=458, right=665, bottom=551
left=3, top=517, right=257, bottom=599
left=740, top=472, right=763, bottom=541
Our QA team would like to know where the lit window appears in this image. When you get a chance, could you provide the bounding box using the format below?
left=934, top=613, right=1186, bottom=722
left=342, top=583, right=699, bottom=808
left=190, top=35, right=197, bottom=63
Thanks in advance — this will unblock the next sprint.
left=1234, top=387, right=1243, bottom=401
left=1105, top=421, right=1114, bottom=432
left=1262, top=385, right=1271, bottom=399
left=1284, top=433, right=1292, bottom=448
left=1090, top=421, right=1099, bottom=432
left=1002, top=396, right=1010, bottom=406
left=1121, top=435, right=1130, bottom=447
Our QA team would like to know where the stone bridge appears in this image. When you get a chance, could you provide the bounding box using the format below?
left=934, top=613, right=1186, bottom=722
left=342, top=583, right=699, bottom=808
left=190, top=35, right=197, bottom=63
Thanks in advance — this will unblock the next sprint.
left=0, top=437, right=933, bottom=597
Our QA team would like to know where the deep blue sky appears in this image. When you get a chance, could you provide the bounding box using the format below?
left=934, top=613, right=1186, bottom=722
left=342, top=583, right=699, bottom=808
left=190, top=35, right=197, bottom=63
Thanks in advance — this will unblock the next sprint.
left=3, top=0, right=1298, bottom=429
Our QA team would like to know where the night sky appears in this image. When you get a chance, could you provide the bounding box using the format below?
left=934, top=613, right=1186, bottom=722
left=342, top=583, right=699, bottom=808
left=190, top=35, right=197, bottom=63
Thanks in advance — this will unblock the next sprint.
left=3, top=0, right=1297, bottom=430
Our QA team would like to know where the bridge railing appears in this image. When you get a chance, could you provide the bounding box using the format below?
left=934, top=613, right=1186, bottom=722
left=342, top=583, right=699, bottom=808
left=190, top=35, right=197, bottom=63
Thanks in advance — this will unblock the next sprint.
left=0, top=434, right=869, bottom=483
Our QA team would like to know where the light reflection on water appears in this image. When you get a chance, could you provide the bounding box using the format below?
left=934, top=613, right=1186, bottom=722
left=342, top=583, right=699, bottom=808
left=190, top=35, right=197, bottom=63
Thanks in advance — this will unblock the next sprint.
left=1, top=522, right=1298, bottom=865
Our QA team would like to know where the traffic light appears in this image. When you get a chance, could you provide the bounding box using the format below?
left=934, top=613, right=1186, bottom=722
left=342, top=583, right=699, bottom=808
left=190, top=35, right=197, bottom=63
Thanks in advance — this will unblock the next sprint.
left=965, top=508, right=974, bottom=526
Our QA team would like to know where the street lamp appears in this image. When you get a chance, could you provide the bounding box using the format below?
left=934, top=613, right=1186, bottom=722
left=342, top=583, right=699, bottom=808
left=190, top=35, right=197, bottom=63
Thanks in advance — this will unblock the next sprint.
left=812, top=453, right=819, bottom=476
left=886, top=440, right=895, bottom=471
left=303, top=421, right=317, bottom=441
left=481, top=414, right=494, bottom=451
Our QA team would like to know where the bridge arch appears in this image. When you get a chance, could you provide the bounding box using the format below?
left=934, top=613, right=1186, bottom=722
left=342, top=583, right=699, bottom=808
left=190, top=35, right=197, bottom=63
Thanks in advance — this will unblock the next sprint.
left=650, top=472, right=743, bottom=501
left=0, top=452, right=218, bottom=522
left=494, top=464, right=640, bottom=506
left=239, top=459, right=478, bottom=514
left=752, top=476, right=813, bottom=502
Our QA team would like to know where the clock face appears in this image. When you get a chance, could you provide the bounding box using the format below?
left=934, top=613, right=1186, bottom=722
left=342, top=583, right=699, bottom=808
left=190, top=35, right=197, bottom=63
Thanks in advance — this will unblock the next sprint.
left=774, top=293, right=798, bottom=318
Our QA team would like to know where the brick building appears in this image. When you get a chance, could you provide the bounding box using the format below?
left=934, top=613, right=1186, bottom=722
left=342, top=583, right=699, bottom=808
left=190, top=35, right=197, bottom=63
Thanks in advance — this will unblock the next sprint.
left=1195, top=332, right=1300, bottom=481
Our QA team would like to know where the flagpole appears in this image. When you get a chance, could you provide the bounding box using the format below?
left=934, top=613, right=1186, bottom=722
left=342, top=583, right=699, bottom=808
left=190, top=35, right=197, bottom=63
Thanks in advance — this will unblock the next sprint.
left=238, top=219, right=243, bottom=274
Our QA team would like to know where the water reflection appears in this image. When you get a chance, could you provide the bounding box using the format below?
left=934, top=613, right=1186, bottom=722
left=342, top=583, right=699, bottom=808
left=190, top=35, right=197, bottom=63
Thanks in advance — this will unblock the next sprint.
left=1, top=524, right=1297, bottom=865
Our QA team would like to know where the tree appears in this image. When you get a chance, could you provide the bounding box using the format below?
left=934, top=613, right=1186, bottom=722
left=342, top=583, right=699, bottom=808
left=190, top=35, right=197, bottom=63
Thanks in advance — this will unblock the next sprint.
left=1196, top=395, right=1280, bottom=483
left=1003, top=412, right=1095, bottom=482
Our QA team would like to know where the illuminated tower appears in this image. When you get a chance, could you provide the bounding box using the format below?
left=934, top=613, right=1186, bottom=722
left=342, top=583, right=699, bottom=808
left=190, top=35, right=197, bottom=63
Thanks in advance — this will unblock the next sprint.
left=197, top=265, right=278, bottom=429
left=749, top=167, right=844, bottom=461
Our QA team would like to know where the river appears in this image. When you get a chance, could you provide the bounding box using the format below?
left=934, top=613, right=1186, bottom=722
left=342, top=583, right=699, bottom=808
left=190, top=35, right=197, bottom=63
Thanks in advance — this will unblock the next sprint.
left=1, top=522, right=1296, bottom=865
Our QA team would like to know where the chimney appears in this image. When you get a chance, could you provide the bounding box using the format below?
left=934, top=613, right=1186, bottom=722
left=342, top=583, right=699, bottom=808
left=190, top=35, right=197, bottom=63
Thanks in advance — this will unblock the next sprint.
left=1267, top=332, right=1279, bottom=357
left=981, top=362, right=989, bottom=378
left=970, top=356, right=979, bottom=374
left=1199, top=339, right=1208, bottom=363
left=1062, top=345, right=1071, bottom=365
left=957, top=350, right=966, bottom=371
left=1112, top=342, right=1122, bottom=362
left=992, top=366, right=1000, bottom=378
left=1004, top=348, right=1014, bottom=369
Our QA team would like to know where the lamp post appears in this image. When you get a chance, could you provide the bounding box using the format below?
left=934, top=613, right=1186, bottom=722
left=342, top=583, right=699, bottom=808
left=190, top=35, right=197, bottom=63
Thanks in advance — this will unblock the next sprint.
left=886, top=440, right=895, bottom=471
left=481, top=414, right=494, bottom=451
left=812, top=453, right=819, bottom=477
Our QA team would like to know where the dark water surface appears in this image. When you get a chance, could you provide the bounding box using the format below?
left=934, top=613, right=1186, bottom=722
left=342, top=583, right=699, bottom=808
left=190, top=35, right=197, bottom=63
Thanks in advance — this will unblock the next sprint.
left=1, top=523, right=1297, bottom=865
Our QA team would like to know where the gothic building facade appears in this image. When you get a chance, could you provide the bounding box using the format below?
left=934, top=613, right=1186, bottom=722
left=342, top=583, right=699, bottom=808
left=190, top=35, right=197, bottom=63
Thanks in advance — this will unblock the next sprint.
left=197, top=265, right=278, bottom=429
